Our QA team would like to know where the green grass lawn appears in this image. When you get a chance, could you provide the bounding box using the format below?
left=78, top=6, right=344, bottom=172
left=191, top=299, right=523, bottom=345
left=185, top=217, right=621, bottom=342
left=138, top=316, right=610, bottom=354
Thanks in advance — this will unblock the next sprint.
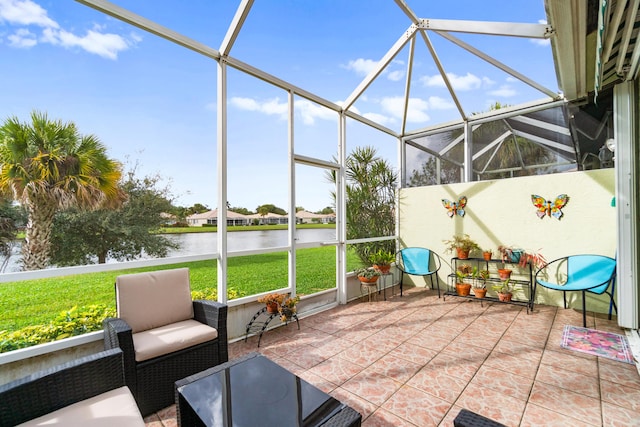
left=0, top=246, right=362, bottom=333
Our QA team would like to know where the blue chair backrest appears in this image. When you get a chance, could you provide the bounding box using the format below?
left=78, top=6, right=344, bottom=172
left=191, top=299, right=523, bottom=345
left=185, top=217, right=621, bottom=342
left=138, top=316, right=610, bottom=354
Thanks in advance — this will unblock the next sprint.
left=400, top=248, right=432, bottom=275
left=568, top=255, right=616, bottom=293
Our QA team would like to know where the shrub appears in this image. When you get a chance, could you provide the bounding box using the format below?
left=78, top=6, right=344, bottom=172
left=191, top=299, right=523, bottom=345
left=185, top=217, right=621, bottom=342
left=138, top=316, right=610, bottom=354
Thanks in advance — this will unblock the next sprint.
left=0, top=305, right=115, bottom=353
left=191, top=287, right=245, bottom=301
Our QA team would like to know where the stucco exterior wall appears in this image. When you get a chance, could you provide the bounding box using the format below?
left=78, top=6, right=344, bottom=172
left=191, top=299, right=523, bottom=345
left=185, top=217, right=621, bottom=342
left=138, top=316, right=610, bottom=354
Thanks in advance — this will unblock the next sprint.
left=398, top=169, right=616, bottom=314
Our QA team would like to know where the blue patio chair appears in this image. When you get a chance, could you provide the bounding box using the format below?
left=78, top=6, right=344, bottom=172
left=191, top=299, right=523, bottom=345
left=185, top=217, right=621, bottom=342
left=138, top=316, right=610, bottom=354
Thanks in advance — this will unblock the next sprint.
left=534, top=255, right=616, bottom=327
left=396, top=247, right=442, bottom=297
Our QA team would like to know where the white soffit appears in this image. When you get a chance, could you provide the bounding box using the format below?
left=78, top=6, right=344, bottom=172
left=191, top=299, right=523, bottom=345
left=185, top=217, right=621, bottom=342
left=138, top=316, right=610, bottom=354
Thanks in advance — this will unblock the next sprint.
left=545, top=0, right=587, bottom=101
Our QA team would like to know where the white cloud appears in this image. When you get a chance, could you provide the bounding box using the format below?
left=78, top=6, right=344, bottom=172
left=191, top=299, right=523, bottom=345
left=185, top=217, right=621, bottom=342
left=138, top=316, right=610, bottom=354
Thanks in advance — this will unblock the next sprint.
left=229, top=96, right=336, bottom=125
left=0, top=0, right=58, bottom=28
left=344, top=57, right=405, bottom=82
left=421, top=72, right=486, bottom=91
left=387, top=70, right=404, bottom=81
left=362, top=112, right=395, bottom=126
left=296, top=99, right=337, bottom=125
left=0, top=0, right=135, bottom=59
left=7, top=27, right=34, bottom=47
left=427, top=96, right=455, bottom=110
left=343, top=58, right=378, bottom=76
left=45, top=27, right=131, bottom=60
left=488, top=85, right=517, bottom=97
left=380, top=96, right=430, bottom=123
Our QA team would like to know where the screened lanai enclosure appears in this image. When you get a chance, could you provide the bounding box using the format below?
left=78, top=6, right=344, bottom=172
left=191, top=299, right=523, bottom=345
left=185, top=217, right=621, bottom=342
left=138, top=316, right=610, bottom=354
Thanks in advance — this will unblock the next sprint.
left=2, top=0, right=639, bottom=356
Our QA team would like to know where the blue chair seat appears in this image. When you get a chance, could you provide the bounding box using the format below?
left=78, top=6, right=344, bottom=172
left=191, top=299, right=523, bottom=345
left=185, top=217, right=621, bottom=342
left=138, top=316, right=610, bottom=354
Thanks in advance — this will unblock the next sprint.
left=396, top=247, right=442, bottom=297
left=534, top=255, right=616, bottom=327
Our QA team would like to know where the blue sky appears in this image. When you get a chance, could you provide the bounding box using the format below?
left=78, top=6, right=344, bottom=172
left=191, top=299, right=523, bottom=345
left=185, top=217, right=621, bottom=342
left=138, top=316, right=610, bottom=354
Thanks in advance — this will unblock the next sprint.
left=0, top=0, right=557, bottom=212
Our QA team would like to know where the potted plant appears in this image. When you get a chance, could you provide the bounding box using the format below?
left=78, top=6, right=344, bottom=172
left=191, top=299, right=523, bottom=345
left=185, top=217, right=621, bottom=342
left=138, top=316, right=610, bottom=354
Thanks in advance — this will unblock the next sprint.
left=443, top=234, right=480, bottom=259
left=455, top=264, right=473, bottom=296
left=279, top=295, right=300, bottom=322
left=482, top=249, right=493, bottom=261
left=257, top=292, right=286, bottom=313
left=355, top=267, right=381, bottom=284
left=368, top=249, right=395, bottom=274
left=492, top=278, right=513, bottom=302
left=473, top=269, right=490, bottom=298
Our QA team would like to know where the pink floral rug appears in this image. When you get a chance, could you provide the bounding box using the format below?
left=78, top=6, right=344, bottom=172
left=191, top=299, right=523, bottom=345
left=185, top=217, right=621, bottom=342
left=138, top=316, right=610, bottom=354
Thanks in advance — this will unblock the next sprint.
left=561, top=325, right=635, bottom=364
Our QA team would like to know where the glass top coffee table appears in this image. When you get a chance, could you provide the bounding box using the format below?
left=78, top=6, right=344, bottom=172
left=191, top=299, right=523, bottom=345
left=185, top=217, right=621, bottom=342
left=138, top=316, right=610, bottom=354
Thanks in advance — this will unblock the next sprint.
left=175, top=352, right=361, bottom=427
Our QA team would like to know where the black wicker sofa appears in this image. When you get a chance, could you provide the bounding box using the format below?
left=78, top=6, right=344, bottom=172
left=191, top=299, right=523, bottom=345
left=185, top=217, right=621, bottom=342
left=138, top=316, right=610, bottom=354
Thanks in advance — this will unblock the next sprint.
left=103, top=268, right=228, bottom=416
left=0, top=348, right=145, bottom=426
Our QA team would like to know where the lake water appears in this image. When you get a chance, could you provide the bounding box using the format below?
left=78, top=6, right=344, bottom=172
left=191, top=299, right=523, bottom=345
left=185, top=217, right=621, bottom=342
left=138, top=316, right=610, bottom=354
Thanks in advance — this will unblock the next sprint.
left=3, top=228, right=337, bottom=272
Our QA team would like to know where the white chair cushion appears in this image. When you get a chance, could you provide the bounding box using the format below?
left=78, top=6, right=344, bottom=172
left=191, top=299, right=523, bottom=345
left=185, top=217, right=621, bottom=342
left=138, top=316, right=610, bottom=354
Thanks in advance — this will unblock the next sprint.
left=132, top=319, right=219, bottom=362
left=19, top=386, right=144, bottom=427
left=116, top=268, right=194, bottom=333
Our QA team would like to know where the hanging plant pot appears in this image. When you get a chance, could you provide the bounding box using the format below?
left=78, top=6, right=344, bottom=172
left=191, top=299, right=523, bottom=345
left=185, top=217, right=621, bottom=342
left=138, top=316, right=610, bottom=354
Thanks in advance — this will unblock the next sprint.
left=455, top=283, right=472, bottom=296
left=474, top=288, right=487, bottom=298
left=456, top=248, right=470, bottom=259
left=498, top=269, right=512, bottom=280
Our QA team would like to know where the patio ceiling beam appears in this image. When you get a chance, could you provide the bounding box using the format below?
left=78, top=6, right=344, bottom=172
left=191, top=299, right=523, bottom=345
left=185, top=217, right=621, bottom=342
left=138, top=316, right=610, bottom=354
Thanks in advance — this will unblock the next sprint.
left=438, top=132, right=465, bottom=157
left=473, top=130, right=511, bottom=160
left=220, top=0, right=254, bottom=56
left=343, top=109, right=399, bottom=137
left=419, top=19, right=552, bottom=39
left=512, top=129, right=575, bottom=153
left=393, top=0, right=420, bottom=24
left=343, top=25, right=417, bottom=110
left=224, top=56, right=340, bottom=112
left=508, top=116, right=571, bottom=136
left=601, top=0, right=628, bottom=64
left=616, top=0, right=640, bottom=77
left=434, top=30, right=559, bottom=99
left=75, top=0, right=220, bottom=60
left=400, top=37, right=416, bottom=136
left=419, top=30, right=466, bottom=119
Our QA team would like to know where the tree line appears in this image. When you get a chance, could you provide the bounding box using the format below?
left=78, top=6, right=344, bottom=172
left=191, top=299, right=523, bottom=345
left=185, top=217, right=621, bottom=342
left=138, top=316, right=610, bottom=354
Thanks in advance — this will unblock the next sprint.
left=0, top=111, right=341, bottom=271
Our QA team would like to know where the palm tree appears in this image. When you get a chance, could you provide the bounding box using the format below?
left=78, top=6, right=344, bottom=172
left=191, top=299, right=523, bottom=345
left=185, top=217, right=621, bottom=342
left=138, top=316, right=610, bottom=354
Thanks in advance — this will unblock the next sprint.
left=328, top=146, right=397, bottom=264
left=0, top=111, right=125, bottom=270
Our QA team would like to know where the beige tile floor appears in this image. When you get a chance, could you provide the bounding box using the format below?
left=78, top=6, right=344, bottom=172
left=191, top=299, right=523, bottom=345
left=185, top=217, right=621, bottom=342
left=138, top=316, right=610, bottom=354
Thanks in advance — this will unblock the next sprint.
left=144, top=286, right=640, bottom=427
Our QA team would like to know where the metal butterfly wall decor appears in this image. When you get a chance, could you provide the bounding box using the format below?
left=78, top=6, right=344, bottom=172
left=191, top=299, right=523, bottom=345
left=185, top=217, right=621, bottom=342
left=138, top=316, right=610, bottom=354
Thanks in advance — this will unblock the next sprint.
left=442, top=196, right=467, bottom=218
left=531, top=194, right=569, bottom=220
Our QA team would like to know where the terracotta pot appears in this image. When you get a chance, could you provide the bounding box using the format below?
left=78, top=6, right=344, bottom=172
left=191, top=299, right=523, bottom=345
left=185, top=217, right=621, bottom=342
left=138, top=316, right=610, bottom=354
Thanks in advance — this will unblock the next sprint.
left=456, top=248, right=470, bottom=259
left=359, top=275, right=378, bottom=284
left=474, top=288, right=487, bottom=298
left=498, top=269, right=512, bottom=279
left=455, top=283, right=472, bottom=296
left=373, top=264, right=391, bottom=274
left=483, top=251, right=492, bottom=261
left=497, top=292, right=512, bottom=302
left=266, top=302, right=279, bottom=314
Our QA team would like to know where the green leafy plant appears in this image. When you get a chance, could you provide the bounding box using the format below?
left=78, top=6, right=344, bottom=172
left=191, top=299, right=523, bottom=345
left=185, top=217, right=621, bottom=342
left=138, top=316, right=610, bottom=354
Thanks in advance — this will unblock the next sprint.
left=368, top=249, right=395, bottom=266
left=191, top=287, right=245, bottom=301
left=0, top=305, right=115, bottom=353
left=473, top=269, right=490, bottom=289
left=443, top=234, right=480, bottom=256
left=355, top=267, right=381, bottom=279
left=492, top=278, right=512, bottom=294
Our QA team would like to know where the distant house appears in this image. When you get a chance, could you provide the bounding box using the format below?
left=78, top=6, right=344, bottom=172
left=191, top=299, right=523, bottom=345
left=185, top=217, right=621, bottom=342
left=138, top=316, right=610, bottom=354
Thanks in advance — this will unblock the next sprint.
left=186, top=209, right=251, bottom=226
left=247, top=212, right=288, bottom=225
left=160, top=212, right=178, bottom=225
left=295, top=210, right=335, bottom=224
